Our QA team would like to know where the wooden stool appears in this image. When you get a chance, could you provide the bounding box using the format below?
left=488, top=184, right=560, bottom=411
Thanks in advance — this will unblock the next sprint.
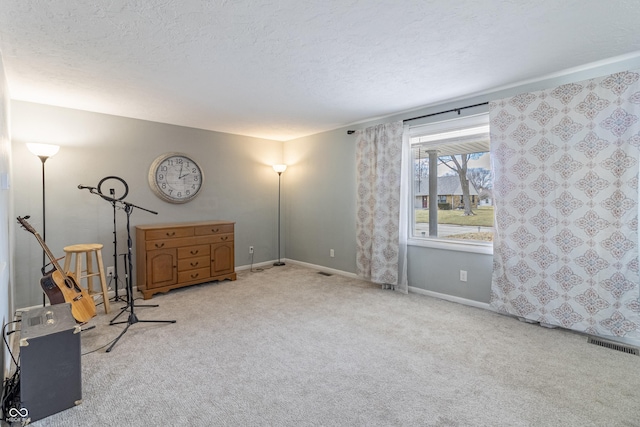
left=62, top=243, right=111, bottom=314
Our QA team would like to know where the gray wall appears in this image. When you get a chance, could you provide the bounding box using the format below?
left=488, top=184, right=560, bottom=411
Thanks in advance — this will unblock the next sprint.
left=0, top=53, right=12, bottom=376
left=11, top=101, right=284, bottom=308
left=283, top=128, right=357, bottom=272
left=9, top=53, right=640, bottom=312
left=284, top=54, right=640, bottom=304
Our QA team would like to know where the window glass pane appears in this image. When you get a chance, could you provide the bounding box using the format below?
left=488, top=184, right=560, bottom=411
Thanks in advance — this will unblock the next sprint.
left=411, top=116, right=493, bottom=243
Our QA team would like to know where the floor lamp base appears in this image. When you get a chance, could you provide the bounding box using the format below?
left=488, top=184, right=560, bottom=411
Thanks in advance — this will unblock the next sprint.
left=273, top=261, right=286, bottom=266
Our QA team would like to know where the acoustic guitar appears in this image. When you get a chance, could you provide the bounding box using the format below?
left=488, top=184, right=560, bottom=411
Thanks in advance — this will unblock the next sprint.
left=17, top=216, right=97, bottom=323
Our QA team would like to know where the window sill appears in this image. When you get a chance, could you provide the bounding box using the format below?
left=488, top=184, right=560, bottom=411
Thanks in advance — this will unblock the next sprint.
left=407, top=237, right=493, bottom=255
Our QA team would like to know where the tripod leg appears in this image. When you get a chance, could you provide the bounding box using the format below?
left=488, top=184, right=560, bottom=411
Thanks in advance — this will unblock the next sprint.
left=132, top=302, right=159, bottom=308
left=109, top=303, right=130, bottom=324
left=137, top=319, right=177, bottom=324
left=106, top=321, right=132, bottom=353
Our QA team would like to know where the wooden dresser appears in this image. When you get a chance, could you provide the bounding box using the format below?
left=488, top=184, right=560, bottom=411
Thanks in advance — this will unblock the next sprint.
left=135, top=220, right=236, bottom=299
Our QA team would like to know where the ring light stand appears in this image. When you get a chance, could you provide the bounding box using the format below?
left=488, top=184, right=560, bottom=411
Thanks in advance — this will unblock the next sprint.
left=97, top=176, right=128, bottom=303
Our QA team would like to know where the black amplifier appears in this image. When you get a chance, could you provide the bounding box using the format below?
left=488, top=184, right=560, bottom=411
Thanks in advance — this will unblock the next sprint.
left=19, top=303, right=82, bottom=423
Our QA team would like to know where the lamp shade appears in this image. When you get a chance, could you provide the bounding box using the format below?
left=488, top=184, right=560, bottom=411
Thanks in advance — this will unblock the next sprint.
left=272, top=164, right=287, bottom=174
left=27, top=143, right=60, bottom=158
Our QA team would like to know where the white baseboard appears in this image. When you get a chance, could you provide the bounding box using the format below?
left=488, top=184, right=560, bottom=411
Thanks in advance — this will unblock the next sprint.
left=239, top=259, right=493, bottom=313
left=235, top=259, right=279, bottom=271
left=283, top=259, right=360, bottom=279
left=272, top=260, right=494, bottom=313
left=235, top=258, right=360, bottom=279
left=16, top=267, right=491, bottom=318
left=408, top=286, right=493, bottom=311
left=15, top=286, right=139, bottom=315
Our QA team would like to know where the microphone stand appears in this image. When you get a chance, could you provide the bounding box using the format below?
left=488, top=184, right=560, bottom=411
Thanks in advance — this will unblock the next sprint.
left=107, top=193, right=159, bottom=324
left=80, top=187, right=176, bottom=352
left=106, top=196, right=176, bottom=352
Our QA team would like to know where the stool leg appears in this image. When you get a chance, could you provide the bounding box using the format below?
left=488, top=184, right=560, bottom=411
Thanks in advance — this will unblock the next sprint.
left=86, top=251, right=95, bottom=294
left=95, top=249, right=111, bottom=314
left=63, top=252, right=72, bottom=275
left=74, top=254, right=83, bottom=293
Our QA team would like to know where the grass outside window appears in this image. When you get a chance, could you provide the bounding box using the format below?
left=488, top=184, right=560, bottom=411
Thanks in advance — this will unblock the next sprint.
left=415, top=206, right=494, bottom=227
left=415, top=206, right=494, bottom=242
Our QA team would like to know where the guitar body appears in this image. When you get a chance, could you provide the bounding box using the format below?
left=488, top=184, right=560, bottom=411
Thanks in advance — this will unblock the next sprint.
left=41, top=270, right=96, bottom=323
left=39, top=273, right=66, bottom=305
left=17, top=215, right=97, bottom=323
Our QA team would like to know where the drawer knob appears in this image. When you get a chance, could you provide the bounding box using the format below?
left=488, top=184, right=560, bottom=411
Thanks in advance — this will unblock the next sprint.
left=190, top=262, right=199, bottom=267
left=221, top=236, right=228, bottom=241
left=155, top=243, right=165, bottom=248
left=166, top=231, right=175, bottom=237
left=190, top=273, right=199, bottom=279
left=212, top=228, right=219, bottom=232
left=190, top=250, right=199, bottom=255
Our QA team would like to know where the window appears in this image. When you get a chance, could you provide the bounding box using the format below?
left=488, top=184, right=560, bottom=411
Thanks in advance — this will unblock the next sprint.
left=409, top=113, right=492, bottom=247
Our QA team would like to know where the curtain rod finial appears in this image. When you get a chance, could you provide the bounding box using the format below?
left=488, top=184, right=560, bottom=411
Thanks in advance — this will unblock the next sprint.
left=347, top=130, right=355, bottom=135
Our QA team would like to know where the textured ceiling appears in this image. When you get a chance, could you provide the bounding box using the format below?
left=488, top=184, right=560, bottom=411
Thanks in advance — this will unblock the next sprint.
left=1, top=1, right=640, bottom=141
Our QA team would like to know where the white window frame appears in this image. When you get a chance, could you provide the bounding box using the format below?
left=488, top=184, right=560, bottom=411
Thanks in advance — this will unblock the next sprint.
left=407, top=113, right=493, bottom=255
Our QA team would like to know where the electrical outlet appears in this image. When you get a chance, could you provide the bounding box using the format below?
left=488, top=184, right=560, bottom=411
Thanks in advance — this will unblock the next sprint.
left=460, top=270, right=467, bottom=282
left=107, top=266, right=114, bottom=277
left=249, top=246, right=254, bottom=254
left=330, top=249, right=335, bottom=257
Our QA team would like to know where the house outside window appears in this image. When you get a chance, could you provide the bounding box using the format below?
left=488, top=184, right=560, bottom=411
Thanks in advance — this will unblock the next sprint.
left=410, top=113, right=492, bottom=248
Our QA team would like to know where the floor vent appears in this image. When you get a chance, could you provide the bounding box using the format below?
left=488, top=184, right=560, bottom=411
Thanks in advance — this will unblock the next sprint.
left=317, top=271, right=333, bottom=277
left=587, top=337, right=639, bottom=356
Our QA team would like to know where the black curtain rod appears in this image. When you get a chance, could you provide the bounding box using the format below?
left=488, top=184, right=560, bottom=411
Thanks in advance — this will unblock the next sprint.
left=346, top=102, right=489, bottom=134
left=402, top=101, right=489, bottom=123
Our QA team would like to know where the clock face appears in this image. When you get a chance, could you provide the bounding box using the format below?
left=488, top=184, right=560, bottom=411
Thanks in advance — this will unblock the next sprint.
left=148, top=153, right=204, bottom=203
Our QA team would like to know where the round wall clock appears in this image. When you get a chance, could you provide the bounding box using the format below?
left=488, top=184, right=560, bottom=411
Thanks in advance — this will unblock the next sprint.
left=148, top=152, right=204, bottom=203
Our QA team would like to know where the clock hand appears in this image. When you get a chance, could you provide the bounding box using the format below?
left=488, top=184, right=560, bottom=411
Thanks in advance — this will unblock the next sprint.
left=178, top=164, right=192, bottom=179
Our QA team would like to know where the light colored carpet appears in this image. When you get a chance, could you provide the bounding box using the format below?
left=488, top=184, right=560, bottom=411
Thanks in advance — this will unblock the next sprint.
left=31, top=264, right=639, bottom=426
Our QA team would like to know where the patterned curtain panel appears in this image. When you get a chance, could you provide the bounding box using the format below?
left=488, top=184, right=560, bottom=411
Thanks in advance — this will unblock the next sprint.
left=356, top=121, right=404, bottom=287
left=490, top=71, right=640, bottom=341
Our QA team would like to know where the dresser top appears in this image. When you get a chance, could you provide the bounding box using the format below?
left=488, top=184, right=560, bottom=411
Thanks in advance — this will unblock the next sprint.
left=136, top=220, right=234, bottom=230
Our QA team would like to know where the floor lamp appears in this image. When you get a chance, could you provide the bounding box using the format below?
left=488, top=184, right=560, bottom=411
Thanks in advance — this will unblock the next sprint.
left=272, top=164, right=287, bottom=266
left=27, top=142, right=60, bottom=306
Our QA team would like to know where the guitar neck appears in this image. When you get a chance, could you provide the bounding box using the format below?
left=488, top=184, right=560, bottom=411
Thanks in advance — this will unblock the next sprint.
left=33, top=231, right=65, bottom=274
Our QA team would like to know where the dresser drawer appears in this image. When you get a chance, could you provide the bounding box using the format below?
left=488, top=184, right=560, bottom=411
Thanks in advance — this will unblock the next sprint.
left=146, top=237, right=204, bottom=251
left=177, top=244, right=210, bottom=259
left=211, top=233, right=233, bottom=243
left=178, top=267, right=210, bottom=282
left=177, top=255, right=210, bottom=272
left=194, top=224, right=234, bottom=236
left=146, top=227, right=194, bottom=241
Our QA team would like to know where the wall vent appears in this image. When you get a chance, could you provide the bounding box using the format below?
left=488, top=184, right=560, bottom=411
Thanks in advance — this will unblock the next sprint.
left=587, top=337, right=639, bottom=356
left=317, top=272, right=333, bottom=276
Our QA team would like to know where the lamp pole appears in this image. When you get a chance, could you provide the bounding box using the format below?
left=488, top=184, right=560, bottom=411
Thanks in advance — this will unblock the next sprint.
left=273, top=164, right=287, bottom=266
left=38, top=155, right=48, bottom=271
left=27, top=143, right=60, bottom=305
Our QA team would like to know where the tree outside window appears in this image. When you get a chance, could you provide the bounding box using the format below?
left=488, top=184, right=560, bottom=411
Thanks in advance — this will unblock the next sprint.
left=410, top=115, right=492, bottom=243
